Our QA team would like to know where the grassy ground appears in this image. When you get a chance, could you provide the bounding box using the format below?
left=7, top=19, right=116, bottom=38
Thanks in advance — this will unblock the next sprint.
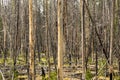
left=0, top=54, right=120, bottom=80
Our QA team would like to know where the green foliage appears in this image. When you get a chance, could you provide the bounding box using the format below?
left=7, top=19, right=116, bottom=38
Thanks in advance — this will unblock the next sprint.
left=43, top=71, right=57, bottom=80
left=114, top=76, right=120, bottom=80
left=50, top=71, right=57, bottom=80
left=42, top=76, right=46, bottom=80
left=17, top=54, right=26, bottom=65
left=86, top=70, right=92, bottom=80
left=0, top=74, right=2, bottom=80
left=98, top=59, right=106, bottom=76
left=98, top=59, right=106, bottom=67
left=41, top=58, right=47, bottom=62
left=0, top=58, right=4, bottom=64
left=0, top=57, right=14, bottom=65
left=40, top=55, right=54, bottom=66
left=41, top=57, right=47, bottom=66
left=64, top=63, right=69, bottom=67
left=88, top=58, right=92, bottom=64
left=11, top=65, right=19, bottom=80
left=14, top=70, right=19, bottom=80
left=50, top=58, right=54, bottom=63
left=6, top=58, right=13, bottom=65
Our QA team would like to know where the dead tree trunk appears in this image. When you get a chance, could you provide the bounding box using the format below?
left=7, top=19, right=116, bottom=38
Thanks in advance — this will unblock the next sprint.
left=57, top=0, right=64, bottom=79
left=81, top=0, right=86, bottom=79
left=29, top=0, right=35, bottom=79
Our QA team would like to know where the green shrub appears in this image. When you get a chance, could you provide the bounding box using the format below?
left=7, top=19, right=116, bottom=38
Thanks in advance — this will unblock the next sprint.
left=44, top=71, right=57, bottom=80
left=50, top=71, right=57, bottom=80
left=86, top=70, right=92, bottom=80
left=14, top=70, right=19, bottom=80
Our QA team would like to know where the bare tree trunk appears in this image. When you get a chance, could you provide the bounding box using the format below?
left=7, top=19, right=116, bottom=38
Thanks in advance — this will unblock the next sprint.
left=45, top=0, right=50, bottom=79
left=109, top=0, right=115, bottom=80
left=81, top=0, right=86, bottom=79
left=0, top=0, right=2, bottom=14
left=95, top=48, right=98, bottom=80
left=118, top=61, right=120, bottom=75
left=12, top=0, right=20, bottom=79
left=3, top=11, right=7, bottom=66
left=63, top=0, right=67, bottom=57
left=0, top=0, right=7, bottom=67
left=29, top=0, right=35, bottom=79
left=57, top=0, right=63, bottom=80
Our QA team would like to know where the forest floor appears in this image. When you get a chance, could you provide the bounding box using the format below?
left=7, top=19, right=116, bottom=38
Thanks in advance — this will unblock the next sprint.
left=0, top=63, right=112, bottom=80
left=0, top=55, right=120, bottom=80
